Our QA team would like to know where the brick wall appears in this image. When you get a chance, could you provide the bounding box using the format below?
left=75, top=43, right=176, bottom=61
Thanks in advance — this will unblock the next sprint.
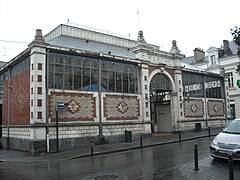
left=148, top=65, right=174, bottom=80
left=2, top=69, right=30, bottom=125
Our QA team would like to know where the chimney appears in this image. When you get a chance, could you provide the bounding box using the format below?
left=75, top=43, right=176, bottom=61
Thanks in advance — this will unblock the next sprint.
left=193, top=48, right=205, bottom=62
left=223, top=40, right=229, bottom=54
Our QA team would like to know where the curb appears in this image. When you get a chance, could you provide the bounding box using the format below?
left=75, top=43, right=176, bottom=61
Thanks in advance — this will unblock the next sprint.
left=69, top=133, right=218, bottom=160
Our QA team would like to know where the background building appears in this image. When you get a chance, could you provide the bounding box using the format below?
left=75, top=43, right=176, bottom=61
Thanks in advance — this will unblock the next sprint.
left=0, top=23, right=229, bottom=154
left=182, top=40, right=239, bottom=119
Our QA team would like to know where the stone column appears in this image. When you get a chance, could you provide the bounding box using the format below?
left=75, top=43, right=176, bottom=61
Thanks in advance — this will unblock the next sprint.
left=28, top=29, right=48, bottom=154
left=172, top=68, right=183, bottom=131
left=140, top=62, right=151, bottom=134
left=221, top=69, right=231, bottom=123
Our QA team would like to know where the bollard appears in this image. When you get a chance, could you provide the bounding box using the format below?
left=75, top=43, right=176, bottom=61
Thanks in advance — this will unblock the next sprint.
left=229, top=155, right=234, bottom=180
left=194, top=144, right=199, bottom=171
left=140, top=134, right=143, bottom=149
left=178, top=130, right=181, bottom=142
left=208, top=126, right=211, bottom=137
left=91, top=140, right=94, bottom=156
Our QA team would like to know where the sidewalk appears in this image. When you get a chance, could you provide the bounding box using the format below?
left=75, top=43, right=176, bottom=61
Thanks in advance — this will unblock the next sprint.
left=0, top=128, right=221, bottom=163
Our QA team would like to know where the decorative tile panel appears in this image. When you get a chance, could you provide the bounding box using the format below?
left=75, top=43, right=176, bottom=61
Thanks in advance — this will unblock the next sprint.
left=104, top=95, right=140, bottom=120
left=184, top=99, right=204, bottom=118
left=13, top=86, right=28, bottom=111
left=208, top=100, right=225, bottom=117
left=49, top=92, right=96, bottom=121
left=2, top=69, right=30, bottom=125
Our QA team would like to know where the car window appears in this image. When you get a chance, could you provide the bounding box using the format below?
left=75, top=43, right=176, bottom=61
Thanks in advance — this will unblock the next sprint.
left=223, top=120, right=240, bottom=134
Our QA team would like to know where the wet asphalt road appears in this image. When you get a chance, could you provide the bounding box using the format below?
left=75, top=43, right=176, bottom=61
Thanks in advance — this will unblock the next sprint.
left=0, top=137, right=240, bottom=180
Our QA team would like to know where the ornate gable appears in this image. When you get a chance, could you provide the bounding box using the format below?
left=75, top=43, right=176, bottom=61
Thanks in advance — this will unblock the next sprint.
left=206, top=46, right=219, bottom=53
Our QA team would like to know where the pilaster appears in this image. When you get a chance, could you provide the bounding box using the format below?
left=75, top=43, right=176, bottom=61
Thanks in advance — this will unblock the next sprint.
left=28, top=29, right=48, bottom=154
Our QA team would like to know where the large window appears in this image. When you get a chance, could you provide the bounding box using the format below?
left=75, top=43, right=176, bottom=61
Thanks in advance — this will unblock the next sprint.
left=182, top=72, right=204, bottom=98
left=150, top=73, right=171, bottom=92
left=210, top=55, right=217, bottom=66
left=227, top=72, right=234, bottom=88
left=205, top=76, right=223, bottom=98
left=48, top=52, right=139, bottom=94
left=182, top=71, right=224, bottom=99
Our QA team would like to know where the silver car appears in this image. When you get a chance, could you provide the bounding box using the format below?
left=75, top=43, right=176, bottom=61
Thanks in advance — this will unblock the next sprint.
left=210, top=118, right=240, bottom=160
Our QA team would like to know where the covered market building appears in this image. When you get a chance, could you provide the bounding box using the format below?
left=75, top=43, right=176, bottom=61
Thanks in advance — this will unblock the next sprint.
left=0, top=23, right=231, bottom=154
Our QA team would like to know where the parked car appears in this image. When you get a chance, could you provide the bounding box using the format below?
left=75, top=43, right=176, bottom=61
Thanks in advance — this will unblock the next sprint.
left=210, top=118, right=240, bottom=160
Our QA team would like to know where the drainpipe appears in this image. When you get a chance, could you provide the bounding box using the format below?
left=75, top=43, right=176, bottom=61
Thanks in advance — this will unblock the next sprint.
left=7, top=68, right=11, bottom=150
left=220, top=68, right=228, bottom=126
left=97, top=57, right=105, bottom=144
left=203, top=75, right=208, bottom=130
left=46, top=50, right=50, bottom=153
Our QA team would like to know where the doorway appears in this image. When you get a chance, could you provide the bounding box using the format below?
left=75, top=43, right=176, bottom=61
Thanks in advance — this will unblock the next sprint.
left=150, top=73, right=172, bottom=132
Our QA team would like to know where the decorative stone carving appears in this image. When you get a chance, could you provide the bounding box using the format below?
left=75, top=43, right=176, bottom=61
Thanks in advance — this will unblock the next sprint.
left=170, top=40, right=180, bottom=54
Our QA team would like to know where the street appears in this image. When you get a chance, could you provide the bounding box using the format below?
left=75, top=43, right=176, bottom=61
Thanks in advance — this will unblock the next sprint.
left=0, top=137, right=240, bottom=180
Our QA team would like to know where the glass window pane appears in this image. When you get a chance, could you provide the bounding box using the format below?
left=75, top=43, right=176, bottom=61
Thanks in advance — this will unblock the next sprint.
left=48, top=64, right=54, bottom=88
left=74, top=67, right=81, bottom=90
left=65, top=66, right=73, bottom=90
left=101, top=70, right=108, bottom=92
left=90, top=68, right=98, bottom=92
left=109, top=71, right=115, bottom=92
left=55, top=64, right=63, bottom=89
left=116, top=72, right=122, bottom=93
left=122, top=72, right=129, bottom=93
left=82, top=67, right=90, bottom=91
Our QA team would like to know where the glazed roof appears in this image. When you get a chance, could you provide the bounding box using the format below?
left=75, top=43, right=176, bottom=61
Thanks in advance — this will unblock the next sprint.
left=47, top=35, right=136, bottom=58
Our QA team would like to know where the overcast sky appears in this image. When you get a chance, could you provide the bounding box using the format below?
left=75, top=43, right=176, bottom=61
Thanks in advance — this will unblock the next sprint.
left=0, top=0, right=239, bottom=61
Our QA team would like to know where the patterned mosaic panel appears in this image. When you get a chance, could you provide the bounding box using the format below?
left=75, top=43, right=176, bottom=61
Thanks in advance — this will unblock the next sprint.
left=49, top=92, right=96, bottom=121
left=13, top=86, right=29, bottom=111
left=104, top=95, right=140, bottom=120
left=2, top=69, right=30, bottom=125
left=208, top=100, right=225, bottom=117
left=184, top=99, right=204, bottom=118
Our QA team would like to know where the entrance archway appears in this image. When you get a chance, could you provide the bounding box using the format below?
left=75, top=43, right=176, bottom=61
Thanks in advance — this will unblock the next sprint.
left=150, top=73, right=173, bottom=132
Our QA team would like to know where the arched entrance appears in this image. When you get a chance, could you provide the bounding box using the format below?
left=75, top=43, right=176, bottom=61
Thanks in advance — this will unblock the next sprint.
left=150, top=73, right=173, bottom=132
